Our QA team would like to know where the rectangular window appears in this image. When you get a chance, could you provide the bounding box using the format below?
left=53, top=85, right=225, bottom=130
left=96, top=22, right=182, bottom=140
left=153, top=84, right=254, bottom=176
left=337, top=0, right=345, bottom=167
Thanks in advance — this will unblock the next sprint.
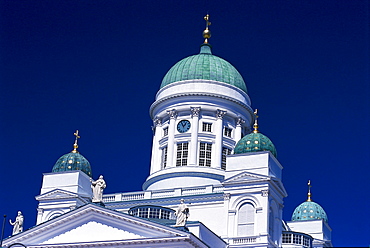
left=202, top=122, right=212, bottom=132
left=221, top=147, right=231, bottom=170
left=224, top=127, right=232, bottom=137
left=176, top=142, right=189, bottom=166
left=161, top=147, right=168, bottom=168
left=199, top=142, right=212, bottom=166
left=163, top=127, right=168, bottom=136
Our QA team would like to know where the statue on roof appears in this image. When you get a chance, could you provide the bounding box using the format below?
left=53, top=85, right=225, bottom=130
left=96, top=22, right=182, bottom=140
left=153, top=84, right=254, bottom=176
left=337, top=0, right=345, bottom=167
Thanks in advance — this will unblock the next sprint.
left=91, top=175, right=106, bottom=203
left=175, top=199, right=189, bottom=226
left=9, top=211, right=23, bottom=235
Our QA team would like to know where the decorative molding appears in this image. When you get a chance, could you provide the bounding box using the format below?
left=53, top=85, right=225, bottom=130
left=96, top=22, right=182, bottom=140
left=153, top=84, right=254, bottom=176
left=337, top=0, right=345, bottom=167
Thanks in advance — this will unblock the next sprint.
left=153, top=117, right=162, bottom=126
left=167, top=109, right=177, bottom=119
left=224, top=193, right=231, bottom=201
left=261, top=190, right=269, bottom=197
left=236, top=117, right=245, bottom=126
left=150, top=92, right=254, bottom=119
left=216, top=109, right=227, bottom=119
left=190, top=107, right=201, bottom=117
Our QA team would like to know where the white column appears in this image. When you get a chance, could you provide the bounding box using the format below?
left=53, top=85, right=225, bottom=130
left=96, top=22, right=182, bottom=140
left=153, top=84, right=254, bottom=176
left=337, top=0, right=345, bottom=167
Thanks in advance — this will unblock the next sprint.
left=166, top=109, right=177, bottom=168
left=150, top=117, right=162, bottom=174
left=214, top=109, right=226, bottom=169
left=189, top=107, right=200, bottom=166
left=235, top=117, right=245, bottom=144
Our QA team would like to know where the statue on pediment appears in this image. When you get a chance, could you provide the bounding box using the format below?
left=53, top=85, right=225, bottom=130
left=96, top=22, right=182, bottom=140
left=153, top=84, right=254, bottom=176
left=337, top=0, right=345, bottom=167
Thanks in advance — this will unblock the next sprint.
left=9, top=211, right=23, bottom=235
left=91, top=175, right=106, bottom=202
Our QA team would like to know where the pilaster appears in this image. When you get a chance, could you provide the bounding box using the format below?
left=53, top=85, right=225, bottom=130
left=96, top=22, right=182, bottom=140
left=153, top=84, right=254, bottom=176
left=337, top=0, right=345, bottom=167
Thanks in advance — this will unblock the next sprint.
left=189, top=107, right=200, bottom=166
left=166, top=109, right=177, bottom=168
left=214, top=109, right=226, bottom=169
left=150, top=117, right=162, bottom=173
left=235, top=117, right=245, bottom=143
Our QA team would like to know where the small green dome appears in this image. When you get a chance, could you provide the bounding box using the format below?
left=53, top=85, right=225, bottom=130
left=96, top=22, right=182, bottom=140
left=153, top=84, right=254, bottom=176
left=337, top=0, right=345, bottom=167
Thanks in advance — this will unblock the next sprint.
left=292, top=201, right=328, bottom=223
left=234, top=132, right=277, bottom=157
left=160, top=44, right=247, bottom=92
left=52, top=152, right=92, bottom=177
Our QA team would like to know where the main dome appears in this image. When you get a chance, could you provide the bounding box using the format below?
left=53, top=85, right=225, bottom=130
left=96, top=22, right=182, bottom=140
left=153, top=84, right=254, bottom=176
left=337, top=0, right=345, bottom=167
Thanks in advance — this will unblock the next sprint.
left=291, top=201, right=328, bottom=223
left=234, top=132, right=277, bottom=157
left=160, top=44, right=247, bottom=92
left=52, top=152, right=92, bottom=177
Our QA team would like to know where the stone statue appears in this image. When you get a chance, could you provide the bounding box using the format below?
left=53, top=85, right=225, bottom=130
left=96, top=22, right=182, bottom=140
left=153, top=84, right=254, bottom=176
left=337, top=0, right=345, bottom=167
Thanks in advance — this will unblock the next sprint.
left=175, top=199, right=189, bottom=226
left=9, top=211, right=23, bottom=235
left=91, top=175, right=106, bottom=202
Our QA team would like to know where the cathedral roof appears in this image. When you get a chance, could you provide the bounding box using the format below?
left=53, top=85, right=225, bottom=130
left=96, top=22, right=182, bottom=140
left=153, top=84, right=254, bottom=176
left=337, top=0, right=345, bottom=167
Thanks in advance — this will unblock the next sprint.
left=52, top=130, right=92, bottom=177
left=233, top=110, right=277, bottom=157
left=234, top=131, right=277, bottom=157
left=291, top=181, right=328, bottom=223
left=291, top=201, right=328, bottom=223
left=52, top=152, right=92, bottom=177
left=160, top=44, right=247, bottom=92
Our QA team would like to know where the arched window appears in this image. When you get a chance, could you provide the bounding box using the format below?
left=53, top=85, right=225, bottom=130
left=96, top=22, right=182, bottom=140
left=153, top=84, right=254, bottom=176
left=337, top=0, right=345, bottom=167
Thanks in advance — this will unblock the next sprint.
left=237, top=203, right=255, bottom=236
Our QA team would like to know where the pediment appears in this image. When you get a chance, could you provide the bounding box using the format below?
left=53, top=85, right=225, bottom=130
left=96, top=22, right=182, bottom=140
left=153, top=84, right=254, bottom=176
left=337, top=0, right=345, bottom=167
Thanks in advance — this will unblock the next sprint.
left=3, top=204, right=189, bottom=247
left=223, top=171, right=270, bottom=184
left=42, top=221, right=144, bottom=244
left=35, top=189, right=79, bottom=201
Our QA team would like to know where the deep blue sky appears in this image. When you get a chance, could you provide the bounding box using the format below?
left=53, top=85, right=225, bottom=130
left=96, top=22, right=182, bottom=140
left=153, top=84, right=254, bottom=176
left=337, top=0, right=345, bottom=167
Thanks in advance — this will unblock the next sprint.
left=0, top=0, right=368, bottom=246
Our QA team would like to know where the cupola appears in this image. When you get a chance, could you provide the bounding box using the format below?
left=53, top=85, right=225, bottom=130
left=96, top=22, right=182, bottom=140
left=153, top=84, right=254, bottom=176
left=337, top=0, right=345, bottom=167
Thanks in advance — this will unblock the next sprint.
left=52, top=130, right=92, bottom=177
left=291, top=181, right=328, bottom=222
left=234, top=110, right=277, bottom=157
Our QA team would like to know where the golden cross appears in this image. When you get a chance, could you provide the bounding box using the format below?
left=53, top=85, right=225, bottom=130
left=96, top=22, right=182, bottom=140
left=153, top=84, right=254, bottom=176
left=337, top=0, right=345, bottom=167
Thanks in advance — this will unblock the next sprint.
left=72, top=130, right=80, bottom=153
left=74, top=130, right=80, bottom=141
left=204, top=14, right=211, bottom=28
left=254, top=109, right=259, bottom=119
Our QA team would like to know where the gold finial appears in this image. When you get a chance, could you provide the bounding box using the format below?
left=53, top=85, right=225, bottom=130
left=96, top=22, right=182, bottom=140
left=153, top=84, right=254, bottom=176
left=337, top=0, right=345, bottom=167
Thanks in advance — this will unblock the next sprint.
left=203, top=14, right=211, bottom=43
left=253, top=109, right=259, bottom=133
left=72, top=130, right=80, bottom=153
left=307, top=180, right=312, bottom=201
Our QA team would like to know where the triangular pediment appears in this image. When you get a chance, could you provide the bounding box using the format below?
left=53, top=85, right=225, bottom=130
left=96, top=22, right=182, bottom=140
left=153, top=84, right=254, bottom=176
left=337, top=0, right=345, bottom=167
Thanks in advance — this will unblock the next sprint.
left=42, top=221, right=144, bottom=244
left=223, top=171, right=270, bottom=184
left=3, top=204, right=192, bottom=247
left=35, top=188, right=80, bottom=201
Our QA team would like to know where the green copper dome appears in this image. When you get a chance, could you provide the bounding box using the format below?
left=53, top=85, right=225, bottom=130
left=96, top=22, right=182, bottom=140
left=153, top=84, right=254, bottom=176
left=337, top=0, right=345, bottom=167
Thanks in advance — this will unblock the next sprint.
left=292, top=201, right=328, bottom=223
left=160, top=44, right=247, bottom=92
left=52, top=152, right=92, bottom=177
left=234, top=132, right=277, bottom=157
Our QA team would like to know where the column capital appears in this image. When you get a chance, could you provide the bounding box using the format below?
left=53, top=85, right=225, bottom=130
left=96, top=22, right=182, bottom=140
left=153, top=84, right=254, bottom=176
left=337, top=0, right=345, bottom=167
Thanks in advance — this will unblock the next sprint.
left=167, top=109, right=177, bottom=119
left=190, top=107, right=201, bottom=117
left=236, top=117, right=245, bottom=126
left=216, top=109, right=227, bottom=119
left=153, top=117, right=162, bottom=127
left=224, top=193, right=231, bottom=201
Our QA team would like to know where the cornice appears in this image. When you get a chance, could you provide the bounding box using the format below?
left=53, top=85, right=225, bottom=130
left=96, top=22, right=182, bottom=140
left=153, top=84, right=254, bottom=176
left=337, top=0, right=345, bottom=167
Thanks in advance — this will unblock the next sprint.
left=150, top=92, right=254, bottom=119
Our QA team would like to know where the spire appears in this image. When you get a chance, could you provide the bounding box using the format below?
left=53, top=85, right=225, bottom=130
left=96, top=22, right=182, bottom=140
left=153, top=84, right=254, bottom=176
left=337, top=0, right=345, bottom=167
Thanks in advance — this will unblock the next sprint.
left=71, top=130, right=80, bottom=153
left=253, top=109, right=259, bottom=133
left=203, top=14, right=211, bottom=44
left=307, top=180, right=312, bottom=202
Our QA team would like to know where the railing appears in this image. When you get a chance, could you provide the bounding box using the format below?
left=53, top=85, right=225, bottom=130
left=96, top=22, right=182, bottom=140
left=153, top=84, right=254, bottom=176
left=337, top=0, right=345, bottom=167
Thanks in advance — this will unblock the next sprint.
left=102, top=186, right=224, bottom=203
left=282, top=231, right=312, bottom=248
left=229, top=236, right=258, bottom=244
left=182, top=187, right=206, bottom=195
left=122, top=192, right=145, bottom=201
